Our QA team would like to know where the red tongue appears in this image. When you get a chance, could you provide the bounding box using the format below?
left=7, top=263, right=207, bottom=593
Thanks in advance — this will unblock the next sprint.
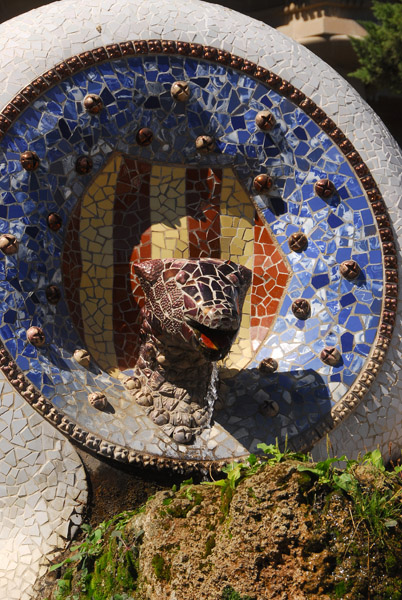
left=200, top=333, right=219, bottom=350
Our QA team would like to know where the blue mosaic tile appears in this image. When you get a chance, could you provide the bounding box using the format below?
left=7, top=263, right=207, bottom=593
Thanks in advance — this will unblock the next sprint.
left=0, top=53, right=387, bottom=451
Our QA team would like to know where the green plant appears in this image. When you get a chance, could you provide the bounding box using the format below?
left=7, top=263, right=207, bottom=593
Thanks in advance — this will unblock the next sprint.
left=204, top=533, right=216, bottom=557
left=203, top=439, right=309, bottom=516
left=257, top=437, right=309, bottom=464
left=54, top=569, right=73, bottom=600
left=298, top=449, right=402, bottom=543
left=151, top=553, right=171, bottom=581
left=349, top=0, right=402, bottom=95
left=203, top=454, right=261, bottom=515
left=221, top=585, right=255, bottom=600
left=49, top=510, right=142, bottom=599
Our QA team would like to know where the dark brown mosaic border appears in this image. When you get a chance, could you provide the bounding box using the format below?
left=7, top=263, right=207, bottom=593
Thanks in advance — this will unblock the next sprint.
left=0, top=40, right=397, bottom=468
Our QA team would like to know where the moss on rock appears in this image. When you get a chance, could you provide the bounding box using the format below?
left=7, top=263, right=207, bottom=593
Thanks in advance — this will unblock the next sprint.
left=40, top=455, right=402, bottom=600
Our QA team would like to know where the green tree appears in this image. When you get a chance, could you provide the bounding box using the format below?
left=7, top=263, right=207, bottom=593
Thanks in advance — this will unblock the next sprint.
left=350, top=0, right=402, bottom=94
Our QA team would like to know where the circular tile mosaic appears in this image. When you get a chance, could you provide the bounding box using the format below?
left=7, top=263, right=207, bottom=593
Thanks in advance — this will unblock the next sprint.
left=0, top=39, right=396, bottom=469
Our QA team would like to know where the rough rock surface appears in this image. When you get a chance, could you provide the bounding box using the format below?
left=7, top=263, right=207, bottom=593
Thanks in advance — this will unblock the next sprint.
left=137, top=464, right=321, bottom=599
left=135, top=463, right=402, bottom=600
left=39, top=461, right=402, bottom=599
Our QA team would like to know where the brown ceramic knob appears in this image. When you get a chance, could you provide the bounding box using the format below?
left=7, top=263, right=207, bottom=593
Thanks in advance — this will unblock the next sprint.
left=20, top=151, right=40, bottom=171
left=288, top=232, right=308, bottom=253
left=45, top=285, right=61, bottom=305
left=320, top=347, right=341, bottom=366
left=340, top=260, right=361, bottom=280
left=27, top=326, right=46, bottom=347
left=195, top=135, right=215, bottom=153
left=253, top=174, right=273, bottom=194
left=74, top=349, right=91, bottom=368
left=136, top=127, right=153, bottom=146
left=255, top=110, right=275, bottom=131
left=259, top=357, right=278, bottom=374
left=315, top=179, right=336, bottom=199
left=88, top=391, right=108, bottom=411
left=83, top=93, right=103, bottom=114
left=47, top=213, right=62, bottom=232
left=75, top=156, right=93, bottom=174
left=171, top=81, right=190, bottom=102
left=0, top=234, right=19, bottom=255
left=292, top=298, right=311, bottom=320
left=259, top=400, right=279, bottom=417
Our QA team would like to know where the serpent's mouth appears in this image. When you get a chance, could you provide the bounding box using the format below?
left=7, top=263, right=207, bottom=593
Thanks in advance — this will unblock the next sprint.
left=185, top=318, right=238, bottom=360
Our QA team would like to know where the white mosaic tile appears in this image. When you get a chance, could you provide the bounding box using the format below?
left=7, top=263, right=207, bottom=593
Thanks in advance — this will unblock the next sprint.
left=0, top=375, right=87, bottom=600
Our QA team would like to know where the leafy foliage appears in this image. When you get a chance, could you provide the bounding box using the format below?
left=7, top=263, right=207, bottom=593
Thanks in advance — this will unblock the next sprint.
left=49, top=511, right=142, bottom=599
left=203, top=453, right=261, bottom=515
left=298, top=449, right=402, bottom=543
left=257, top=438, right=309, bottom=464
left=204, top=438, right=308, bottom=515
left=349, top=0, right=402, bottom=94
left=221, top=585, right=255, bottom=600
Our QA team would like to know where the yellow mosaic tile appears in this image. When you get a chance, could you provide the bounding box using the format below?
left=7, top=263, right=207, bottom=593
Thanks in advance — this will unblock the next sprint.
left=150, top=165, right=189, bottom=260
left=79, top=154, right=121, bottom=377
left=219, top=168, right=254, bottom=370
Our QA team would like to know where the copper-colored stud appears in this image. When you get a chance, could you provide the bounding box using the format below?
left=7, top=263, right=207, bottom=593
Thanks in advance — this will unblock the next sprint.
left=195, top=135, right=215, bottom=153
left=380, top=228, right=393, bottom=242
left=0, top=234, right=19, bottom=255
left=20, top=151, right=40, bottom=171
left=288, top=232, right=308, bottom=253
left=384, top=256, right=397, bottom=269
left=255, top=110, right=275, bottom=131
left=27, top=326, right=46, bottom=347
left=259, top=400, right=279, bottom=418
left=259, top=357, right=278, bottom=374
left=340, top=260, right=360, bottom=280
left=385, top=297, right=397, bottom=311
left=88, top=391, right=108, bottom=411
left=75, top=156, right=93, bottom=174
left=45, top=285, right=61, bottom=305
left=314, top=179, right=336, bottom=199
left=171, top=81, right=190, bottom=102
left=292, top=298, right=311, bottom=320
left=83, top=94, right=103, bottom=114
left=253, top=174, right=273, bottom=194
left=47, top=213, right=62, bottom=232
left=386, top=283, right=398, bottom=297
left=74, top=349, right=91, bottom=368
left=136, top=127, right=153, bottom=146
left=320, top=347, right=341, bottom=366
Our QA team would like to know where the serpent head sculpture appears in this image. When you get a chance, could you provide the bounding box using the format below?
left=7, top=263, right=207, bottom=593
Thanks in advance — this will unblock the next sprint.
left=130, top=258, right=252, bottom=443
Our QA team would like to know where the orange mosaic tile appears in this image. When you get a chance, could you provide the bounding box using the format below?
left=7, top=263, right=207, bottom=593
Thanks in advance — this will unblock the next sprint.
left=250, top=212, right=290, bottom=344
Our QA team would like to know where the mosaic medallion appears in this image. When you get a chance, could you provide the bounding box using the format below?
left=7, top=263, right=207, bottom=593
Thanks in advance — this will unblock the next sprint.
left=0, top=41, right=395, bottom=470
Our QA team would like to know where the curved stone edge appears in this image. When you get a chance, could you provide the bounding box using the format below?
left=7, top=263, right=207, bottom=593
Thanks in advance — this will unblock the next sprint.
left=0, top=39, right=397, bottom=464
left=0, top=0, right=400, bottom=461
left=0, top=377, right=88, bottom=600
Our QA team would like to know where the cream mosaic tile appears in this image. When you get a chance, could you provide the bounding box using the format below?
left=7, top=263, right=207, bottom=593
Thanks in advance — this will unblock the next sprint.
left=0, top=379, right=87, bottom=600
